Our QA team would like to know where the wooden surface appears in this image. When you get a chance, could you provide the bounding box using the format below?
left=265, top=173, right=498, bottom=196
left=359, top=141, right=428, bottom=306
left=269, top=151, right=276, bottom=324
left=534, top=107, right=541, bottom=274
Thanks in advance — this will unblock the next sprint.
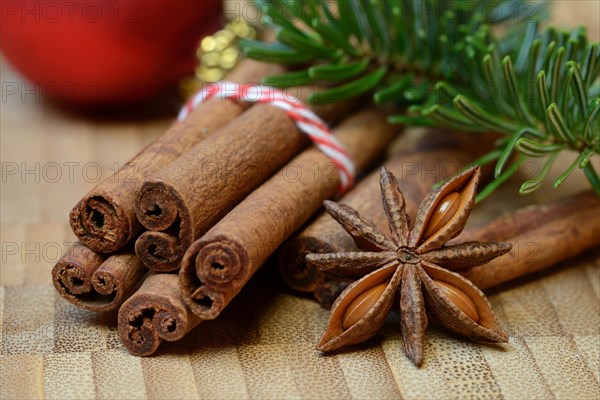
left=1, top=3, right=599, bottom=399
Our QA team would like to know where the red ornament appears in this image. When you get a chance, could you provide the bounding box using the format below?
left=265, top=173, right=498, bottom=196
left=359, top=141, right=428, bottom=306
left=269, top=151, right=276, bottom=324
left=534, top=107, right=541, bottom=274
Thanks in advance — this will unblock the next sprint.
left=0, top=1, right=222, bottom=106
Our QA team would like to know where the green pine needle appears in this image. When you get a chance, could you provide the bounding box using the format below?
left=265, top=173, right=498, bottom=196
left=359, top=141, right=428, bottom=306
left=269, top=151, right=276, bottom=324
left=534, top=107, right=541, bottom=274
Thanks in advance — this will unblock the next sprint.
left=242, top=0, right=599, bottom=198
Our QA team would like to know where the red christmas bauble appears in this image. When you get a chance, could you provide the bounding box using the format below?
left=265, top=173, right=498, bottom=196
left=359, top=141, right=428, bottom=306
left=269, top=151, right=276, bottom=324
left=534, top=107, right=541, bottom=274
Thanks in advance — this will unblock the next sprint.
left=0, top=0, right=222, bottom=106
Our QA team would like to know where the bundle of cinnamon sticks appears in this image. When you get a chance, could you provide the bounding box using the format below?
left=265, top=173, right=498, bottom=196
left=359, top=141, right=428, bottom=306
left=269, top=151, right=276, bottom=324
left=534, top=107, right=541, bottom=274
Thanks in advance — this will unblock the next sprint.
left=52, top=58, right=600, bottom=357
left=53, top=58, right=400, bottom=355
left=56, top=59, right=288, bottom=315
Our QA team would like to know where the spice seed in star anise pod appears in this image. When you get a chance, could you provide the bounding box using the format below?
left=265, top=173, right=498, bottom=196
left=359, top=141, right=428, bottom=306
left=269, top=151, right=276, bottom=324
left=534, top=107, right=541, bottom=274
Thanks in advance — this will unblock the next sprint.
left=433, top=279, right=479, bottom=322
left=317, top=263, right=402, bottom=352
left=423, top=192, right=461, bottom=239
left=410, top=167, right=479, bottom=254
left=419, top=262, right=508, bottom=343
left=342, top=282, right=387, bottom=329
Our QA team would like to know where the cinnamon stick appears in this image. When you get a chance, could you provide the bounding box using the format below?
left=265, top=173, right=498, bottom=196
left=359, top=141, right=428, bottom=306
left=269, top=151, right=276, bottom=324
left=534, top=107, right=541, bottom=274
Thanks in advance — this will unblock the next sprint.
left=278, top=130, right=493, bottom=302
left=459, top=191, right=600, bottom=289
left=134, top=90, right=354, bottom=272
left=52, top=242, right=147, bottom=312
left=457, top=190, right=599, bottom=243
left=178, top=108, right=399, bottom=319
left=69, top=60, right=285, bottom=253
left=118, top=273, right=202, bottom=356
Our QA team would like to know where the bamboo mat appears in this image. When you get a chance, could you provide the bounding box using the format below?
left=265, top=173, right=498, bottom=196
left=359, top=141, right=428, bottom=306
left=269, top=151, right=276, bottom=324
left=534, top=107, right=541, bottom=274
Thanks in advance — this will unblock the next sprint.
left=2, top=5, right=600, bottom=398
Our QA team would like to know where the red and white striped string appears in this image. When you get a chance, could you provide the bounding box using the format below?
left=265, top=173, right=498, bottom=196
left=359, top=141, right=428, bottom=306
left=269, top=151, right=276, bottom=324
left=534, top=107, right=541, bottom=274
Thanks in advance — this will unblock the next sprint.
left=178, top=81, right=355, bottom=193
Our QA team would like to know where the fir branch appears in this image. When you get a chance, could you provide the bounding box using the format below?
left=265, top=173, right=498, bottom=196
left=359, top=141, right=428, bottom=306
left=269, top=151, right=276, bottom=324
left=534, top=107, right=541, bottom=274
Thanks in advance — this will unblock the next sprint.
left=241, top=0, right=599, bottom=198
left=425, top=26, right=599, bottom=197
left=243, top=0, right=519, bottom=102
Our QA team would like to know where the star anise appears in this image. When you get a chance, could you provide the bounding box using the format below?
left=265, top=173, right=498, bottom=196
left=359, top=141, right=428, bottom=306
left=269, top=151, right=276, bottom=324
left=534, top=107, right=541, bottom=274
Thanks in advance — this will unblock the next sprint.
left=306, top=166, right=511, bottom=366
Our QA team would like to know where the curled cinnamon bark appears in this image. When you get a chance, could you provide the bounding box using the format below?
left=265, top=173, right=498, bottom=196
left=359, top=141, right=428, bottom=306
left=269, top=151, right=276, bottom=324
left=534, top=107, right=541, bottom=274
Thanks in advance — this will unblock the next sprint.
left=179, top=108, right=399, bottom=319
left=118, top=274, right=202, bottom=356
left=459, top=191, right=600, bottom=289
left=52, top=243, right=147, bottom=312
left=134, top=90, right=354, bottom=272
left=457, top=190, right=599, bottom=243
left=69, top=60, right=285, bottom=253
left=278, top=131, right=492, bottom=305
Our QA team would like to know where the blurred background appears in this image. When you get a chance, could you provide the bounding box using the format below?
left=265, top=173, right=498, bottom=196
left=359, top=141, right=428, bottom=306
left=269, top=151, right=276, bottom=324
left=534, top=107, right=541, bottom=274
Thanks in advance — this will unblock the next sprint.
left=1, top=0, right=598, bottom=109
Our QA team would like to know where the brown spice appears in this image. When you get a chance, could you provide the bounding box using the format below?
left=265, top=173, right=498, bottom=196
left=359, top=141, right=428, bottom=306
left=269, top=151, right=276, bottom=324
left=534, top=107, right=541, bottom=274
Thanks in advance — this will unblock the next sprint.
left=118, top=274, right=202, bottom=356
left=134, top=90, right=355, bottom=272
left=52, top=242, right=147, bottom=312
left=308, top=167, right=510, bottom=366
left=178, top=108, right=399, bottom=319
left=278, top=130, right=494, bottom=304
left=458, top=191, right=600, bottom=289
left=69, top=60, right=285, bottom=253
